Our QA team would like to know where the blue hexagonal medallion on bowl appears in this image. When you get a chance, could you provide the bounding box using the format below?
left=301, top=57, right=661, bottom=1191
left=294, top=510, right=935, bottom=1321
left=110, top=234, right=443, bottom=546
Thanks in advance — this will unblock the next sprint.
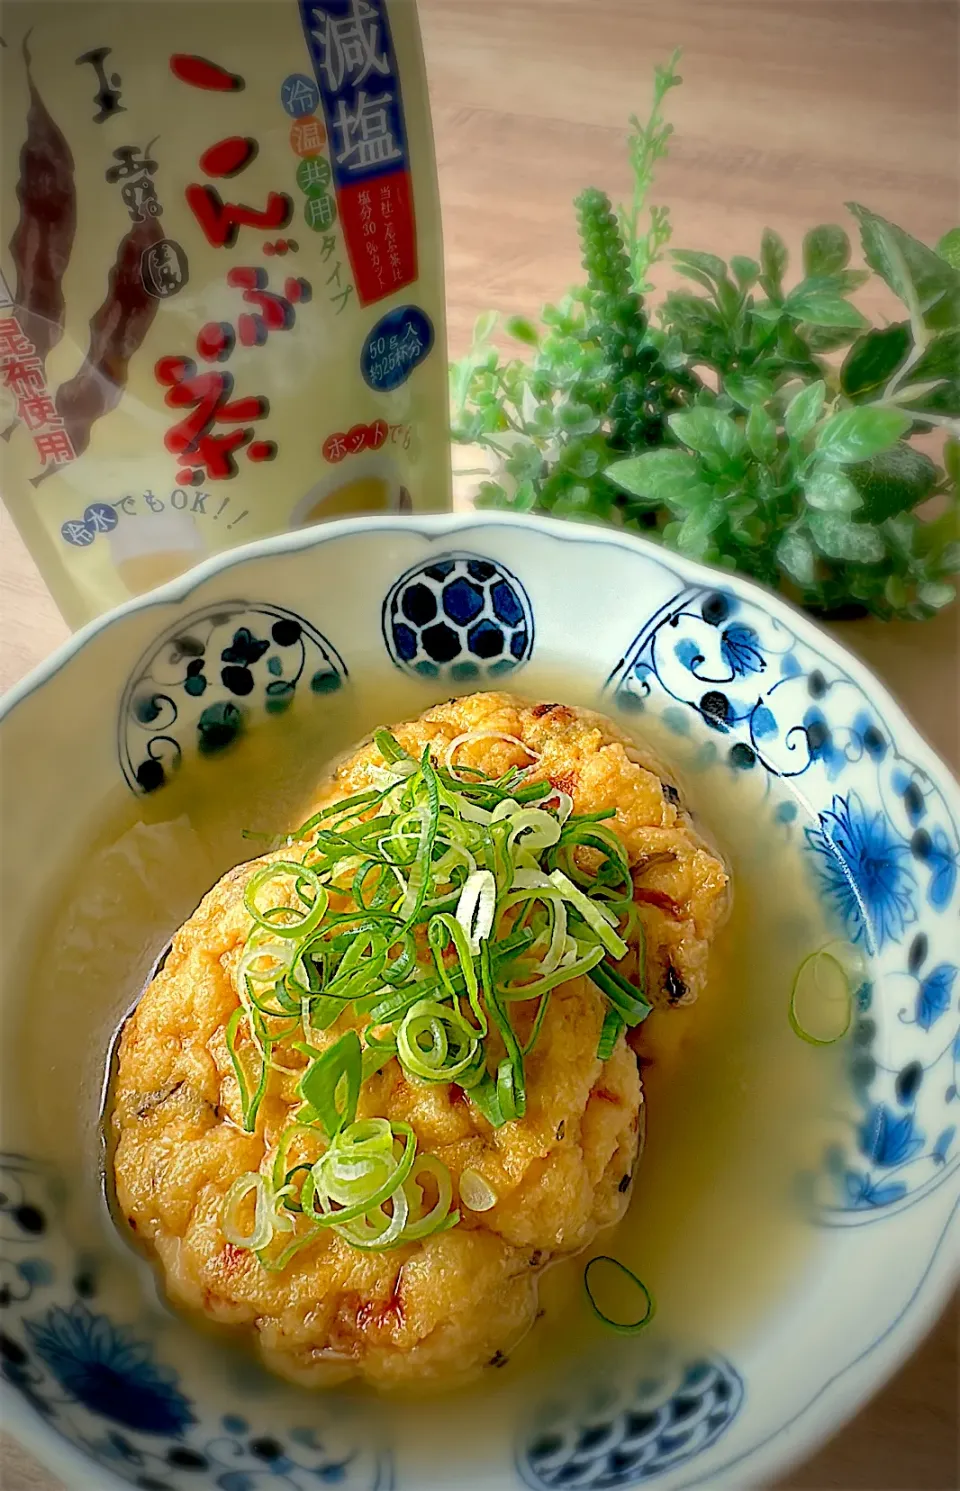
left=382, top=553, right=535, bottom=680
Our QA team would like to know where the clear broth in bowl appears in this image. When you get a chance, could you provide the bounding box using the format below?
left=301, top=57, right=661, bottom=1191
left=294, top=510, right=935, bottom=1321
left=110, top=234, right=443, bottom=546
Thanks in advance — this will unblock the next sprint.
left=11, top=670, right=849, bottom=1405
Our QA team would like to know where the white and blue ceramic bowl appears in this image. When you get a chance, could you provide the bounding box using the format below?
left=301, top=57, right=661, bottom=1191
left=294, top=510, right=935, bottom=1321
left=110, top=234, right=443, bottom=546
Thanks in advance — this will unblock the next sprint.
left=1, top=513, right=958, bottom=1491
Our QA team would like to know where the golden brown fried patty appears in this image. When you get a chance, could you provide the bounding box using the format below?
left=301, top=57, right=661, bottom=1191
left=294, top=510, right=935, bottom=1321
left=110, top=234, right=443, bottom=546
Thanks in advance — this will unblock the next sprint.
left=112, top=693, right=728, bottom=1388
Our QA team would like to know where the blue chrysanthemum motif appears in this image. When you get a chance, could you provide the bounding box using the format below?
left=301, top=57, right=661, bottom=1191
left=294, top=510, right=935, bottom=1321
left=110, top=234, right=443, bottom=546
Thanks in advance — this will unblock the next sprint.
left=518, top=1355, right=744, bottom=1489
left=383, top=553, right=534, bottom=679
left=24, top=1303, right=195, bottom=1436
left=806, top=792, right=917, bottom=951
left=0, top=1155, right=392, bottom=1487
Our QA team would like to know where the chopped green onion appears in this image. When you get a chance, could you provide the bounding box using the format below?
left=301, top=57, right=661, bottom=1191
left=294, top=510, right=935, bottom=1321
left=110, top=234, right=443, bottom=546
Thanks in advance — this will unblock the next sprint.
left=222, top=718, right=651, bottom=1259
left=483, top=943, right=526, bottom=1120
left=299, top=1030, right=362, bottom=1139
left=443, top=730, right=540, bottom=776
left=361, top=1042, right=396, bottom=1082
left=293, top=788, right=385, bottom=841
left=501, top=806, right=562, bottom=855
left=584, top=1256, right=655, bottom=1335
left=589, top=959, right=652, bottom=1027
left=396, top=998, right=483, bottom=1083
left=522, top=993, right=552, bottom=1056
left=428, top=914, right=482, bottom=1025
left=402, top=1153, right=458, bottom=1240
left=460, top=1168, right=498, bottom=1212
left=456, top=869, right=497, bottom=954
left=548, top=870, right=628, bottom=959
left=469, top=1070, right=507, bottom=1128
left=789, top=949, right=853, bottom=1046
left=597, top=1008, right=626, bottom=1060
left=500, top=942, right=605, bottom=1002
left=375, top=728, right=411, bottom=764
left=225, top=1007, right=271, bottom=1133
left=243, top=861, right=328, bottom=940
left=255, top=1230, right=321, bottom=1273
left=223, top=1173, right=277, bottom=1250
left=399, top=750, right=441, bottom=925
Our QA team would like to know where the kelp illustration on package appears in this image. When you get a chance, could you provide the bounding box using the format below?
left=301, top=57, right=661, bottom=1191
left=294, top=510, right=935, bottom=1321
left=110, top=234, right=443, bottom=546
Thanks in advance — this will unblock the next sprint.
left=0, top=1, right=449, bottom=627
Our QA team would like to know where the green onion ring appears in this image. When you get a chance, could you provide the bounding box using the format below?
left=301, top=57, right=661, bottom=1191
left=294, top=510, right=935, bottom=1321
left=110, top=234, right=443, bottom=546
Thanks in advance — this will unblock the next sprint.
left=597, top=1007, right=626, bottom=1060
left=243, top=861, right=328, bottom=939
left=397, top=998, right=482, bottom=1082
left=584, top=1256, right=655, bottom=1335
left=789, top=949, right=853, bottom=1046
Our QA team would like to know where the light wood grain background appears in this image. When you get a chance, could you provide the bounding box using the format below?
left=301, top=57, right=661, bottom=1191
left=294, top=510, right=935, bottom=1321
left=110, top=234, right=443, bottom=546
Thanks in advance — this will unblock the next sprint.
left=1, top=0, right=958, bottom=1486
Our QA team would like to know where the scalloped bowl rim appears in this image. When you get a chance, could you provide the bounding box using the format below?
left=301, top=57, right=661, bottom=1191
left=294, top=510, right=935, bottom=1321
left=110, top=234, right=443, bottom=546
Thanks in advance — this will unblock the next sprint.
left=1, top=511, right=958, bottom=1491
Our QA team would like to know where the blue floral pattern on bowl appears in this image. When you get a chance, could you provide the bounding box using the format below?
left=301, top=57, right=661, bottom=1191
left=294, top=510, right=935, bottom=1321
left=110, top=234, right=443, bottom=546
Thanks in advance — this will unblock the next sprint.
left=382, top=553, right=534, bottom=679
left=0, top=1156, right=391, bottom=1491
left=119, top=603, right=347, bottom=794
left=2, top=514, right=959, bottom=1491
left=518, top=1355, right=744, bottom=1489
left=608, top=583, right=960, bottom=1222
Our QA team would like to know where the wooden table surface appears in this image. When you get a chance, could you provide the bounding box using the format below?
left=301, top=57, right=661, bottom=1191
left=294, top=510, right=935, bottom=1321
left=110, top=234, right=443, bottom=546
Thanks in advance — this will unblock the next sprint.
left=1, top=0, right=957, bottom=1486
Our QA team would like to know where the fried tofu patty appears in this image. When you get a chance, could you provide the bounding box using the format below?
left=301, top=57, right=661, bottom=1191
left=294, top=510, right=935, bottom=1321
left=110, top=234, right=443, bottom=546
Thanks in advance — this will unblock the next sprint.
left=112, top=694, right=728, bottom=1389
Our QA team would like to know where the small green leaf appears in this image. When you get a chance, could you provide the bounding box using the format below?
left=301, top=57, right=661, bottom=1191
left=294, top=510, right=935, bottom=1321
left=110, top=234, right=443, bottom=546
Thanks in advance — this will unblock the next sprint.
left=809, top=512, right=886, bottom=563
left=668, top=407, right=745, bottom=461
left=715, top=278, right=743, bottom=324
left=907, top=330, right=960, bottom=386
left=661, top=332, right=686, bottom=369
left=673, top=264, right=718, bottom=294
left=675, top=501, right=725, bottom=557
left=505, top=315, right=540, bottom=346
left=918, top=580, right=956, bottom=608
left=557, top=401, right=600, bottom=436
left=746, top=403, right=778, bottom=464
left=511, top=480, right=538, bottom=513
left=803, top=467, right=862, bottom=513
left=802, top=325, right=863, bottom=355
left=884, top=574, right=909, bottom=609
left=558, top=440, right=602, bottom=479
left=808, top=269, right=870, bottom=294
left=473, top=310, right=498, bottom=345
left=663, top=290, right=726, bottom=333
left=505, top=439, right=545, bottom=483
left=777, top=529, right=817, bottom=586
left=785, top=380, right=826, bottom=440
left=840, top=324, right=911, bottom=397
left=848, top=202, right=960, bottom=332
left=731, top=255, right=761, bottom=290
left=936, top=228, right=960, bottom=269
left=847, top=444, right=940, bottom=522
left=784, top=290, right=869, bottom=329
left=724, top=373, right=774, bottom=409
left=476, top=480, right=511, bottom=510
left=815, top=406, right=911, bottom=464
left=760, top=228, right=789, bottom=296
left=803, top=225, right=852, bottom=277
left=672, top=249, right=729, bottom=284
left=900, top=379, right=960, bottom=418
left=606, top=449, right=707, bottom=504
